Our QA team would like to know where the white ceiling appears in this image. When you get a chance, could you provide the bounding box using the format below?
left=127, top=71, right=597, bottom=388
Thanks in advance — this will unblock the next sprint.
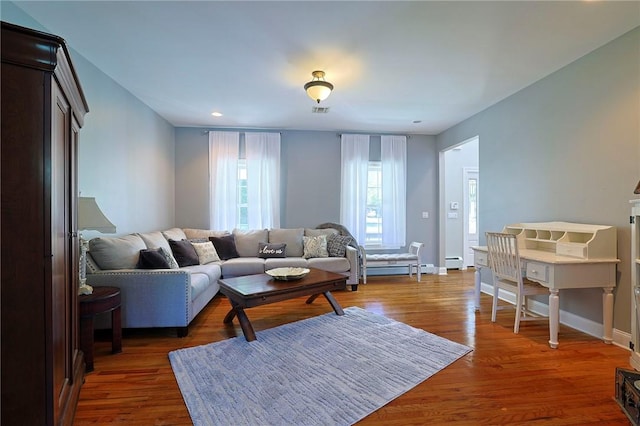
left=13, top=1, right=640, bottom=134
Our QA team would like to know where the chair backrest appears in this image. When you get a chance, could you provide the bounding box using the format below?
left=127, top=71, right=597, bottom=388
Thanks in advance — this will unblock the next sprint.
left=485, top=232, right=522, bottom=284
left=409, top=242, right=424, bottom=257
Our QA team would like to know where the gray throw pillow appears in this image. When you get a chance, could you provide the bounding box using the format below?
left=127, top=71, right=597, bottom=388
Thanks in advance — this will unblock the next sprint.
left=258, top=242, right=286, bottom=258
left=210, top=234, right=240, bottom=260
left=168, top=239, right=199, bottom=267
left=137, top=248, right=171, bottom=269
left=327, top=234, right=354, bottom=257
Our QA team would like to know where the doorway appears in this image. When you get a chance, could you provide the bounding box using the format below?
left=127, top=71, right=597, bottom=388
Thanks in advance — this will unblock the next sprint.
left=439, top=136, right=479, bottom=272
left=463, top=167, right=479, bottom=267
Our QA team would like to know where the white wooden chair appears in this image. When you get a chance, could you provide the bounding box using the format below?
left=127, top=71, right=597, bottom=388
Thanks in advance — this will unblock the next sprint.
left=486, top=232, right=548, bottom=333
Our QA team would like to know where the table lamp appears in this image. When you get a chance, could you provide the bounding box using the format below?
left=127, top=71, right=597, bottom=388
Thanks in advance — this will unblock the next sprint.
left=78, top=197, right=116, bottom=295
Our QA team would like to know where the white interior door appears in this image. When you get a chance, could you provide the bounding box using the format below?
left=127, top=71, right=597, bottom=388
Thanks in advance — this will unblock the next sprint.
left=463, top=168, right=479, bottom=267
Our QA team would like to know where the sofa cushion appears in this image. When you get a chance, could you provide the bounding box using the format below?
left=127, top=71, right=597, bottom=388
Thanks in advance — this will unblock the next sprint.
left=303, top=235, right=328, bottom=259
left=220, top=257, right=265, bottom=277
left=233, top=228, right=268, bottom=257
left=189, top=272, right=211, bottom=301
left=307, top=256, right=350, bottom=273
left=168, top=239, right=200, bottom=267
left=183, top=228, right=229, bottom=240
left=269, top=228, right=304, bottom=257
left=162, top=227, right=187, bottom=241
left=181, top=263, right=222, bottom=284
left=258, top=242, right=286, bottom=258
left=137, top=248, right=171, bottom=269
left=210, top=234, right=240, bottom=260
left=191, top=241, right=220, bottom=264
left=264, top=257, right=308, bottom=270
left=327, top=234, right=354, bottom=257
left=89, top=234, right=147, bottom=270
left=138, top=231, right=179, bottom=268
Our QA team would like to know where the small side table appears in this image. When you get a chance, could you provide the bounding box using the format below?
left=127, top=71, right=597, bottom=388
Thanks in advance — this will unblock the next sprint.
left=79, top=286, right=122, bottom=372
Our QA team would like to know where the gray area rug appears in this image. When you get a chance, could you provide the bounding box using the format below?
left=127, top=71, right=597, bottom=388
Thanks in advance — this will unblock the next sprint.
left=169, top=306, right=472, bottom=426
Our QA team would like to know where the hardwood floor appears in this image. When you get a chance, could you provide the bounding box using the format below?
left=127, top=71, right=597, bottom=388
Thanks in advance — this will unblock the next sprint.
left=74, top=270, right=631, bottom=425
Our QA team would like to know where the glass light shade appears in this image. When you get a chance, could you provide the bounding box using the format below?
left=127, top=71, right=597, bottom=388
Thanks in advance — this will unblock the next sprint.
left=305, top=82, right=333, bottom=103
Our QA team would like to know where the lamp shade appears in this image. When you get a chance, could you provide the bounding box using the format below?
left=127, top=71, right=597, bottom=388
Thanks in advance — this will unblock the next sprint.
left=304, top=70, right=333, bottom=103
left=78, top=197, right=116, bottom=233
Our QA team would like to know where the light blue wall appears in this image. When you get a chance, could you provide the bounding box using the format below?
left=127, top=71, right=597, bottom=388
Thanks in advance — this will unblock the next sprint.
left=2, top=2, right=177, bottom=239
left=174, top=129, right=439, bottom=265
left=437, top=27, right=640, bottom=333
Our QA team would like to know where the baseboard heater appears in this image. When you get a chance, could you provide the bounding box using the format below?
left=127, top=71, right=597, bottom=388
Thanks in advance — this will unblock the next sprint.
left=445, top=256, right=463, bottom=270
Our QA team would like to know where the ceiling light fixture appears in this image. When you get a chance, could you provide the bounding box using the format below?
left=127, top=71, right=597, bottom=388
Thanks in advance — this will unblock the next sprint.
left=304, top=70, right=333, bottom=103
left=211, top=111, right=223, bottom=117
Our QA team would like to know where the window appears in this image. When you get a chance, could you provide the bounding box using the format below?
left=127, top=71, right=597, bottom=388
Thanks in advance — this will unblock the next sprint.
left=209, top=131, right=280, bottom=231
left=237, top=159, right=248, bottom=230
left=366, top=162, right=382, bottom=245
left=340, top=134, right=406, bottom=249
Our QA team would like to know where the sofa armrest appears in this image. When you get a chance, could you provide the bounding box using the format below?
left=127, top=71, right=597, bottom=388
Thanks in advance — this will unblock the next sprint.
left=345, top=245, right=359, bottom=285
left=86, top=269, right=192, bottom=328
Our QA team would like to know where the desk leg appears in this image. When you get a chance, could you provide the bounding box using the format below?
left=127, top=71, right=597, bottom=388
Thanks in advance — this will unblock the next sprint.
left=474, top=266, right=481, bottom=311
left=603, top=287, right=614, bottom=344
left=549, top=289, right=560, bottom=349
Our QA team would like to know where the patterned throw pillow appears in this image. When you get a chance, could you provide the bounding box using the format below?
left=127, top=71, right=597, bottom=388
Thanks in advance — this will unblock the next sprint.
left=327, top=234, right=354, bottom=257
left=258, top=242, right=286, bottom=258
left=303, top=235, right=328, bottom=259
left=160, top=247, right=180, bottom=269
left=191, top=241, right=221, bottom=264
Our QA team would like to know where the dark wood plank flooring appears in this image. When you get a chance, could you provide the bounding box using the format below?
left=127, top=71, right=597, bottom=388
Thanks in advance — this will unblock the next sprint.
left=74, top=270, right=631, bottom=425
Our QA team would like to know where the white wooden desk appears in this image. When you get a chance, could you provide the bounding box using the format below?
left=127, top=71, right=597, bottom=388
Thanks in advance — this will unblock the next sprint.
left=472, top=246, right=619, bottom=348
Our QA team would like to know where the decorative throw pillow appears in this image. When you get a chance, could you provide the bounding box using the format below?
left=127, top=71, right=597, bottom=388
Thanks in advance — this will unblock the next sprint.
left=303, top=235, right=328, bottom=259
left=160, top=247, right=180, bottom=269
left=258, top=242, right=286, bottom=258
left=137, top=248, right=171, bottom=269
left=137, top=231, right=180, bottom=268
left=209, top=234, right=240, bottom=260
left=191, top=241, right=220, bottom=264
left=327, top=234, right=354, bottom=257
left=168, top=239, right=200, bottom=267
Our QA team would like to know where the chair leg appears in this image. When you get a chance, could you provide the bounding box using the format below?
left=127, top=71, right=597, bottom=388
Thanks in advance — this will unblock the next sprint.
left=514, top=294, right=523, bottom=334
left=491, top=285, right=499, bottom=322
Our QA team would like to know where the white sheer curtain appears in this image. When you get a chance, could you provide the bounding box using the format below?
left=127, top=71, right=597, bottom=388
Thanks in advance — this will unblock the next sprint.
left=245, top=132, right=281, bottom=229
left=340, top=134, right=370, bottom=244
left=381, top=135, right=407, bottom=248
left=209, top=131, right=239, bottom=230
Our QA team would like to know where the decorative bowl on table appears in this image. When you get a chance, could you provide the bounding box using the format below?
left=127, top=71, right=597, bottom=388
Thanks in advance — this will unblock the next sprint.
left=265, top=267, right=310, bottom=281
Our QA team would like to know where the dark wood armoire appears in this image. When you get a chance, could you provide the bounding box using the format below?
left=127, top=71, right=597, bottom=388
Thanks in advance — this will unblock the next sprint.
left=1, top=22, right=89, bottom=425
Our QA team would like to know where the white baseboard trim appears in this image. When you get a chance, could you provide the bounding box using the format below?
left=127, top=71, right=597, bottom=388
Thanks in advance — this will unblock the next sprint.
left=438, top=267, right=447, bottom=275
left=364, top=264, right=437, bottom=277
left=480, top=281, right=631, bottom=350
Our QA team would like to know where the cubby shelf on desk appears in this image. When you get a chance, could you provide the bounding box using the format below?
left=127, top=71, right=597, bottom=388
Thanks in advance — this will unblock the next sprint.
left=503, top=221, right=616, bottom=260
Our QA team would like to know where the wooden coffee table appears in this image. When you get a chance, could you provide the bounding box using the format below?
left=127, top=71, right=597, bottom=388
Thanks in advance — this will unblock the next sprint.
left=218, top=268, right=347, bottom=341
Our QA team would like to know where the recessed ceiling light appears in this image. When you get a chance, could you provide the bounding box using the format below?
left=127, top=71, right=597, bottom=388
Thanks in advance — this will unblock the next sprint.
left=211, top=112, right=223, bottom=117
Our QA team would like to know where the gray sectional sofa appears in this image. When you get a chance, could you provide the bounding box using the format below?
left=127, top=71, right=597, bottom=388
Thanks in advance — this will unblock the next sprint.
left=86, top=226, right=359, bottom=336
